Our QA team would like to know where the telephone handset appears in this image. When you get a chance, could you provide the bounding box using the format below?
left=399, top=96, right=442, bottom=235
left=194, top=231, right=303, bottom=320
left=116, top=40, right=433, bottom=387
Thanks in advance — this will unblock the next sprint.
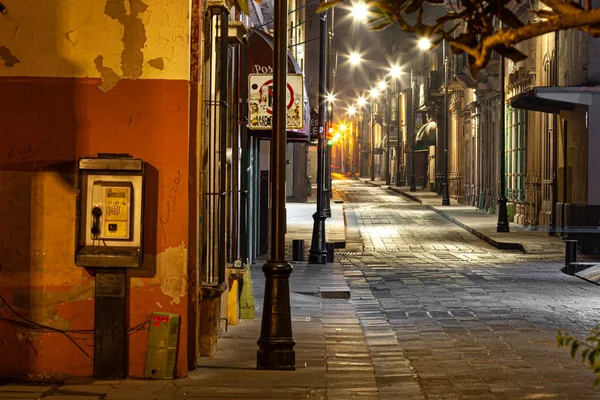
left=91, top=207, right=102, bottom=237
left=90, top=182, right=132, bottom=240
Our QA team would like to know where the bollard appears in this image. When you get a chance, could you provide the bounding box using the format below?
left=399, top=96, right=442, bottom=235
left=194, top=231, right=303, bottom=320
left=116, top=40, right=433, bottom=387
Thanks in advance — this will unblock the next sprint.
left=292, top=239, right=305, bottom=261
left=326, top=243, right=334, bottom=263
left=565, top=240, right=578, bottom=266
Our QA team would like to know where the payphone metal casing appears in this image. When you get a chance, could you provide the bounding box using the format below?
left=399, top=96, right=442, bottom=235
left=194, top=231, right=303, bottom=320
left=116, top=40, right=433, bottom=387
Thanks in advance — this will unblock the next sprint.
left=75, top=157, right=145, bottom=268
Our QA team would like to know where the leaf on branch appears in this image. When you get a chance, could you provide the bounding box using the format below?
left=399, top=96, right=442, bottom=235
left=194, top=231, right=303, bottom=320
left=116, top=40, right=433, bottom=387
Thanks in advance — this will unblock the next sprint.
left=498, top=7, right=526, bottom=28
left=317, top=0, right=345, bottom=14
left=492, top=44, right=527, bottom=62
left=372, top=18, right=393, bottom=30
left=403, top=0, right=424, bottom=14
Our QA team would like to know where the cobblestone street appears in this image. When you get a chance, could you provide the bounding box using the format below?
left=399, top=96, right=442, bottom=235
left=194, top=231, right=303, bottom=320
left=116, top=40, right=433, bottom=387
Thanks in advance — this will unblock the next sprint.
left=2, top=177, right=600, bottom=400
left=335, top=178, right=600, bottom=399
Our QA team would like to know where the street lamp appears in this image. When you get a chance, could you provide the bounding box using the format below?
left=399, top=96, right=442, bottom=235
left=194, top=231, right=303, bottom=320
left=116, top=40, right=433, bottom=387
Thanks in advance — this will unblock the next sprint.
left=338, top=123, right=347, bottom=173
left=441, top=39, right=451, bottom=205
left=349, top=52, right=362, bottom=66
left=409, top=67, right=417, bottom=192
left=309, top=11, right=329, bottom=265
left=369, top=88, right=379, bottom=181
left=390, top=64, right=403, bottom=187
left=351, top=1, right=369, bottom=21
left=357, top=96, right=367, bottom=177
left=376, top=80, right=392, bottom=185
left=324, top=93, right=336, bottom=217
left=347, top=105, right=357, bottom=175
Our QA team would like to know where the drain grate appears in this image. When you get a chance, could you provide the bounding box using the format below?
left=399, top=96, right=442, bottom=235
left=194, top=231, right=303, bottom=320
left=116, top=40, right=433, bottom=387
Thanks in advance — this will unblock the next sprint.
left=335, top=251, right=364, bottom=256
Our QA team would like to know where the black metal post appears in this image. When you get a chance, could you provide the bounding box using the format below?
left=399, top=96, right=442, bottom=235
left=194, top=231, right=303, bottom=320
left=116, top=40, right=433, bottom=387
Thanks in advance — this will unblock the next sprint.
left=257, top=0, right=296, bottom=370
left=324, top=8, right=334, bottom=216
left=308, top=12, right=328, bottom=265
left=497, top=51, right=509, bottom=232
left=410, top=68, right=416, bottom=191
left=441, top=40, right=450, bottom=205
left=395, top=79, right=402, bottom=187
left=370, top=98, right=375, bottom=181
left=385, top=87, right=391, bottom=185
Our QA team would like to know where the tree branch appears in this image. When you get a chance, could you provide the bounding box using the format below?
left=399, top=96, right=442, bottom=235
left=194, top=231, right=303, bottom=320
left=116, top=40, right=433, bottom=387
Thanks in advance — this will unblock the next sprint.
left=472, top=7, right=600, bottom=69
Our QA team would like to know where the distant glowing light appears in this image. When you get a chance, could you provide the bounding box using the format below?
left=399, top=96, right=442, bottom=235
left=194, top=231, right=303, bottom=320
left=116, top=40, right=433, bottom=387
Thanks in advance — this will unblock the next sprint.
left=349, top=52, right=362, bottom=66
left=418, top=37, right=432, bottom=50
left=352, top=2, right=369, bottom=21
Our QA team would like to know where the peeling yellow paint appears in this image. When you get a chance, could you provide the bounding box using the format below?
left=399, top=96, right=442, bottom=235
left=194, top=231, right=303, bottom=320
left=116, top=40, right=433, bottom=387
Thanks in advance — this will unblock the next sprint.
left=0, top=0, right=189, bottom=80
left=132, top=243, right=187, bottom=304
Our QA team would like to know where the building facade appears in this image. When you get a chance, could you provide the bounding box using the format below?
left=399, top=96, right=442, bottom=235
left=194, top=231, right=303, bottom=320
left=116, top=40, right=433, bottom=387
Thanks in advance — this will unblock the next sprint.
left=0, top=0, right=309, bottom=379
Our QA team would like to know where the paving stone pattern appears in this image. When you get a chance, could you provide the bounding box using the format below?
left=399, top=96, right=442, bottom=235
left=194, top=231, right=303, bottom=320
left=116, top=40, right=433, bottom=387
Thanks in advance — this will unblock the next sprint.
left=3, top=177, right=600, bottom=399
left=335, top=178, right=600, bottom=399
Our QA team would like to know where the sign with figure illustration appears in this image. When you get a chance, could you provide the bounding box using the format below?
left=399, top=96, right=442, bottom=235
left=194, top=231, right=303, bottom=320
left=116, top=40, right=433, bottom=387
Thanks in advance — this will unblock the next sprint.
left=248, top=74, right=304, bottom=130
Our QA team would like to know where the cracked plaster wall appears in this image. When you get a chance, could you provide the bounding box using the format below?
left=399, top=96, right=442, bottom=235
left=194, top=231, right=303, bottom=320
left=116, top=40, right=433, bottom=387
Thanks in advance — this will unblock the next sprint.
left=0, top=0, right=189, bottom=81
left=0, top=73, right=191, bottom=377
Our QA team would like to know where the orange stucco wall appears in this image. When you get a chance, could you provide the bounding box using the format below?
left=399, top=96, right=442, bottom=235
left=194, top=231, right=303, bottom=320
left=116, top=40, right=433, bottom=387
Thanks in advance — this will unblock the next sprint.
left=0, top=77, right=190, bottom=377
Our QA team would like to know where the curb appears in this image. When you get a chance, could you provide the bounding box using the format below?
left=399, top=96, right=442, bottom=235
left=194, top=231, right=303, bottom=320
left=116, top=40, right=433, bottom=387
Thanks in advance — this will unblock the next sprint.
left=425, top=206, right=523, bottom=252
left=387, top=186, right=423, bottom=204
left=386, top=185, right=525, bottom=253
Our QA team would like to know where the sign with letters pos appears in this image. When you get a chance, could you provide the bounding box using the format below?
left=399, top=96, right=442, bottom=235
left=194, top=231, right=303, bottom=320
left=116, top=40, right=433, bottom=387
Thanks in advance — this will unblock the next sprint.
left=248, top=73, right=304, bottom=130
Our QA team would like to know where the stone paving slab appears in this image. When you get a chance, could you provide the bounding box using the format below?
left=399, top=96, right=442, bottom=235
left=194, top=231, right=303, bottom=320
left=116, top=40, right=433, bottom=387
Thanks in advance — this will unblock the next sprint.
left=359, top=178, right=568, bottom=255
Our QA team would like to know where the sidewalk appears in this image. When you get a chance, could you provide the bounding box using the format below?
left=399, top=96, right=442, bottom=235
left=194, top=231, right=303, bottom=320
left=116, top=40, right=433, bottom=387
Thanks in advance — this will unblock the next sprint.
left=358, top=177, right=567, bottom=255
left=0, top=199, right=363, bottom=399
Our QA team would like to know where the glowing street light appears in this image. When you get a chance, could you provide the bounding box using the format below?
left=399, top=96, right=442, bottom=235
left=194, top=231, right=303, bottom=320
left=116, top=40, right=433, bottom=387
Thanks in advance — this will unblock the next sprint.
left=349, top=52, right=362, bottom=66
left=351, top=2, right=369, bottom=21
left=390, top=64, right=402, bottom=78
left=370, top=88, right=379, bottom=98
left=418, top=37, right=432, bottom=50
left=357, top=96, right=367, bottom=107
left=347, top=105, right=356, bottom=116
left=378, top=81, right=386, bottom=90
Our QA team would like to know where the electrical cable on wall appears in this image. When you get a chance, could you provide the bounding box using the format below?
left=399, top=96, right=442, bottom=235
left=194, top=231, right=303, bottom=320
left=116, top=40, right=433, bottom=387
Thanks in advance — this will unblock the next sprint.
left=0, top=294, right=150, bottom=359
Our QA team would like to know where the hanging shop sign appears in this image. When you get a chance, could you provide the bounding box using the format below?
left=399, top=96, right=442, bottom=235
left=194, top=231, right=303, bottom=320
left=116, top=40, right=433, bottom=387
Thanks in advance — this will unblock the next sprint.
left=248, top=73, right=305, bottom=130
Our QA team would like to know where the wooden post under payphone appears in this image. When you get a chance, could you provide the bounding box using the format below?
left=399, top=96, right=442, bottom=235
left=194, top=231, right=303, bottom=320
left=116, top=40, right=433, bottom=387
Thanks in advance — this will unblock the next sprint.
left=75, top=154, right=145, bottom=379
left=94, top=268, right=127, bottom=378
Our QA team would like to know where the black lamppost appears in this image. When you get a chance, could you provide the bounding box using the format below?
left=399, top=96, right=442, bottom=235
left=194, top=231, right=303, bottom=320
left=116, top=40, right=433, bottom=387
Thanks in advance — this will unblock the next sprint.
left=409, top=68, right=417, bottom=192
left=441, top=40, right=450, bottom=205
left=384, top=83, right=391, bottom=185
left=356, top=96, right=367, bottom=177
left=497, top=50, right=509, bottom=232
left=390, top=66, right=403, bottom=187
left=370, top=92, right=376, bottom=181
left=308, top=11, right=329, bottom=265
left=257, top=0, right=295, bottom=370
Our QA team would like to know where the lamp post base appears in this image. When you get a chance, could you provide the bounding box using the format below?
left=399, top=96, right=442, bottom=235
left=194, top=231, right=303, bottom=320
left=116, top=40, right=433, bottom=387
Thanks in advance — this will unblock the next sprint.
left=441, top=182, right=450, bottom=206
left=410, top=175, right=416, bottom=192
left=497, top=196, right=510, bottom=232
left=385, top=172, right=391, bottom=186
left=395, top=172, right=402, bottom=187
left=309, top=212, right=328, bottom=264
left=257, top=260, right=296, bottom=370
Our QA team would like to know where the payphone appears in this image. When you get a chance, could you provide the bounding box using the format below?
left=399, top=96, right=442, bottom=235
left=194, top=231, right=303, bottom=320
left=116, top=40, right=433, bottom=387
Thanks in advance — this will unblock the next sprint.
left=75, top=155, right=145, bottom=268
left=74, top=155, right=146, bottom=379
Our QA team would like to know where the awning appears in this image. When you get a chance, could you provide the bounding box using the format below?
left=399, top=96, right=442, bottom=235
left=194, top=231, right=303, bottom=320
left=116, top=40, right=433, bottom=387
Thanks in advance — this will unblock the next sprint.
left=415, top=121, right=437, bottom=147
left=247, top=28, right=310, bottom=142
left=510, top=86, right=600, bottom=114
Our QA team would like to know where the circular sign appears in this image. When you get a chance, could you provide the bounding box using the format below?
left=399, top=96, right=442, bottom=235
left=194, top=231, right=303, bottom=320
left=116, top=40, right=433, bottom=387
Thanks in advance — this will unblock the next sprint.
left=258, top=79, right=295, bottom=115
